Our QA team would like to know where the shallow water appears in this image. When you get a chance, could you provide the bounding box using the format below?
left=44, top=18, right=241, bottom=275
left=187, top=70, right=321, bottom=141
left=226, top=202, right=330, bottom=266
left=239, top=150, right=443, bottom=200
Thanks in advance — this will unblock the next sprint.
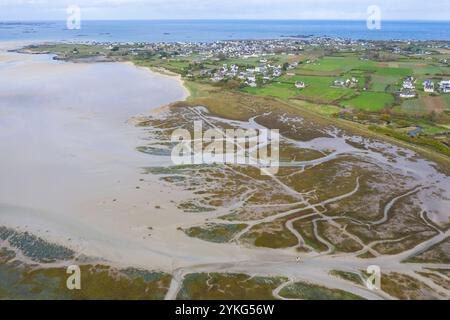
left=1, top=20, right=450, bottom=42
left=0, top=47, right=275, bottom=271
left=0, top=49, right=192, bottom=259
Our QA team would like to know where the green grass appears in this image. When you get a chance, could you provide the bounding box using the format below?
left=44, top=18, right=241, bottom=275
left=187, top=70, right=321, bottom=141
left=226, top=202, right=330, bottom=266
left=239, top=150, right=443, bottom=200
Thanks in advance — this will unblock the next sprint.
left=374, top=67, right=413, bottom=77
left=393, top=98, right=427, bottom=114
left=369, top=125, right=450, bottom=156
left=177, top=273, right=287, bottom=300
left=300, top=57, right=376, bottom=73
left=184, top=81, right=211, bottom=99
left=279, top=281, right=365, bottom=300
left=443, top=94, right=450, bottom=109
left=412, top=65, right=449, bottom=76
left=242, top=82, right=299, bottom=100
left=283, top=75, right=355, bottom=101
left=225, top=57, right=261, bottom=67
left=420, top=123, right=450, bottom=135
left=370, top=75, right=399, bottom=92
left=329, top=270, right=364, bottom=286
left=184, top=223, right=248, bottom=243
left=289, top=99, right=342, bottom=116
left=0, top=249, right=172, bottom=300
left=165, top=60, right=190, bottom=71
left=25, top=43, right=106, bottom=56
left=341, top=92, right=395, bottom=111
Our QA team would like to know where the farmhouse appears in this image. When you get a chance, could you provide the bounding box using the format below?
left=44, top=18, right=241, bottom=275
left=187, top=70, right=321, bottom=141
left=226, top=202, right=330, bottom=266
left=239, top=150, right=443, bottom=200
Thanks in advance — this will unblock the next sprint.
left=333, top=79, right=346, bottom=87
left=295, top=81, right=306, bottom=89
left=244, top=81, right=257, bottom=87
left=346, top=77, right=359, bottom=87
left=439, top=80, right=450, bottom=93
left=423, top=80, right=435, bottom=93
left=333, top=77, right=358, bottom=88
left=402, top=76, right=415, bottom=90
left=287, top=62, right=299, bottom=69
left=399, top=91, right=417, bottom=98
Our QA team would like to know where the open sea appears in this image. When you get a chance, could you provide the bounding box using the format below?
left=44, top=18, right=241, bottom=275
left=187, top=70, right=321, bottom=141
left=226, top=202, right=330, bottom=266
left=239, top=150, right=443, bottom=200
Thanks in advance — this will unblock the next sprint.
left=0, top=20, right=449, bottom=43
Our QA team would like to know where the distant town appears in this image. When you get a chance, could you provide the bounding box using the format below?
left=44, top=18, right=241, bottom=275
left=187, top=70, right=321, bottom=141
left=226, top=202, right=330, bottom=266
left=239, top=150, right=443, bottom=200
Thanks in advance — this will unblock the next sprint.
left=21, top=36, right=450, bottom=157
left=46, top=37, right=450, bottom=91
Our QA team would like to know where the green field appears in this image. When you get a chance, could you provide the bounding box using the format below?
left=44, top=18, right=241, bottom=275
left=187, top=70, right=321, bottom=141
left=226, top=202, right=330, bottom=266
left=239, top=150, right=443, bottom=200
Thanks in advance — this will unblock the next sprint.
left=300, top=57, right=376, bottom=73
left=443, top=94, right=450, bottom=109
left=410, top=64, right=449, bottom=76
left=373, top=67, right=412, bottom=77
left=289, top=99, right=342, bottom=116
left=242, top=81, right=299, bottom=100
left=393, top=98, right=427, bottom=114
left=279, top=281, right=364, bottom=300
left=225, top=57, right=262, bottom=67
left=243, top=75, right=356, bottom=102
left=420, top=123, right=450, bottom=135
left=370, top=75, right=399, bottom=92
left=341, top=91, right=395, bottom=111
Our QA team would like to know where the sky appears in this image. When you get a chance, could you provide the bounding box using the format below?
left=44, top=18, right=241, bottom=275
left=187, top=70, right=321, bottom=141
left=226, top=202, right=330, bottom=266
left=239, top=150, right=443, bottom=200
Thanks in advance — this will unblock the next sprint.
left=0, top=0, right=449, bottom=21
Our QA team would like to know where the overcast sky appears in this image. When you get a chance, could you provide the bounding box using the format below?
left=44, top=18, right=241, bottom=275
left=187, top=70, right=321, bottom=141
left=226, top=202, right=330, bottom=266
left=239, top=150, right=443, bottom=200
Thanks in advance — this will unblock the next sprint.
left=0, top=0, right=449, bottom=21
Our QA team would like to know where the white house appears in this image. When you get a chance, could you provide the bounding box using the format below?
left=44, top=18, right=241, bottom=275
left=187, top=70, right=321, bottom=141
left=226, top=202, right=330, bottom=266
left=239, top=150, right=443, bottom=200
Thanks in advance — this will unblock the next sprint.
left=423, top=80, right=434, bottom=93
left=334, top=79, right=346, bottom=87
left=399, top=91, right=416, bottom=98
left=402, top=76, right=416, bottom=90
left=295, top=81, right=306, bottom=89
left=439, top=80, right=450, bottom=93
left=403, top=81, right=415, bottom=90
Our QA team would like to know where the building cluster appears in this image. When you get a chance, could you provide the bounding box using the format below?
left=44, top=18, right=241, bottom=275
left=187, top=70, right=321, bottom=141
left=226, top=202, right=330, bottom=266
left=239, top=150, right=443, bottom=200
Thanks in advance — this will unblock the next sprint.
left=207, top=61, right=289, bottom=87
left=399, top=76, right=417, bottom=98
left=398, top=76, right=450, bottom=98
left=418, top=79, right=450, bottom=94
left=136, top=39, right=306, bottom=59
left=77, top=38, right=450, bottom=93
left=333, top=77, right=359, bottom=88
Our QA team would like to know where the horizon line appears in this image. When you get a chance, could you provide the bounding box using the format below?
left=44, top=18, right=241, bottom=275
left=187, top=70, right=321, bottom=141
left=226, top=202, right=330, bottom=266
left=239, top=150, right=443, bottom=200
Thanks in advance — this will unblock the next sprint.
left=1, top=18, right=450, bottom=22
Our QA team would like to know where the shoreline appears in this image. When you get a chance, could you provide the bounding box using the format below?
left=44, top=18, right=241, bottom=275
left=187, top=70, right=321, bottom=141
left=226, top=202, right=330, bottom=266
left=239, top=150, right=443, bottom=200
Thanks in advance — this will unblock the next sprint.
left=0, top=41, right=209, bottom=272
left=0, top=41, right=315, bottom=277
left=0, top=41, right=448, bottom=300
left=125, top=61, right=191, bottom=102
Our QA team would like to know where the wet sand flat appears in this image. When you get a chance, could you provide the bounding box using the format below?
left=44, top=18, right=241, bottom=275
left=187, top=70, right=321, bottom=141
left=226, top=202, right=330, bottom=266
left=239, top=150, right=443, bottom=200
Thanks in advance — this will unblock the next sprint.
left=0, top=46, right=221, bottom=268
left=0, top=44, right=275, bottom=272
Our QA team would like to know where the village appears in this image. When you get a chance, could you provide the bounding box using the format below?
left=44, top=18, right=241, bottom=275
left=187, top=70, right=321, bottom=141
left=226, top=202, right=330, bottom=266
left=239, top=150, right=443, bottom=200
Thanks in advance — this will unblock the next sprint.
left=48, top=37, right=450, bottom=92
left=398, top=77, right=450, bottom=98
left=21, top=37, right=450, bottom=156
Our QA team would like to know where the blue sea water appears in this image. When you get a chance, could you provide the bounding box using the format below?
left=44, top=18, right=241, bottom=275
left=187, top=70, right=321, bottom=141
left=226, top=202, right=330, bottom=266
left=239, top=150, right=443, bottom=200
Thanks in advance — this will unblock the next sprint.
left=0, top=20, right=449, bottom=43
